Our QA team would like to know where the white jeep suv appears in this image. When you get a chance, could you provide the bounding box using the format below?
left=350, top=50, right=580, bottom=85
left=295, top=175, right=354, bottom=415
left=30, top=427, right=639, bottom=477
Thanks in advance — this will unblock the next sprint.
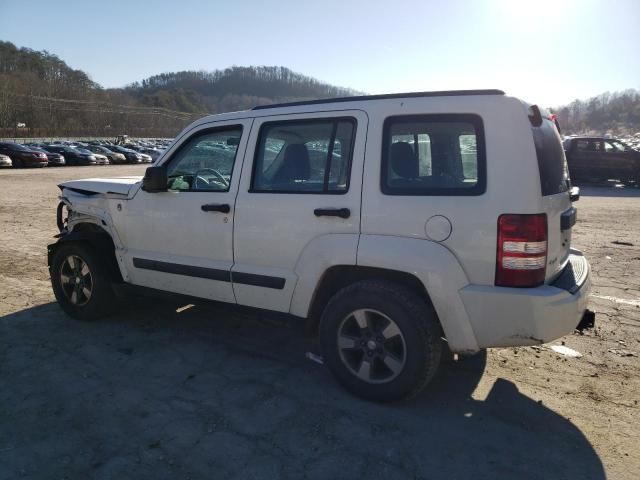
left=48, top=90, right=591, bottom=402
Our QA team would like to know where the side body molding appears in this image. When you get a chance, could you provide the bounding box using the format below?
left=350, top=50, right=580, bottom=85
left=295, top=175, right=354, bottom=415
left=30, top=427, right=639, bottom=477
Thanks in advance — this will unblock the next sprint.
left=356, top=235, right=480, bottom=354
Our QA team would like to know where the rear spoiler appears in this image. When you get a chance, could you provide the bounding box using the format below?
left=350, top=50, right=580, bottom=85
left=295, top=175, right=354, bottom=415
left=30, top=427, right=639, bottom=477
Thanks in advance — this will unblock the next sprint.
left=528, top=104, right=562, bottom=134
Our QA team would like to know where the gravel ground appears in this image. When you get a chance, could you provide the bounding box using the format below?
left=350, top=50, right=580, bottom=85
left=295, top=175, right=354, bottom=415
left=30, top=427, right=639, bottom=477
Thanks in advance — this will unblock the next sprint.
left=0, top=165, right=638, bottom=480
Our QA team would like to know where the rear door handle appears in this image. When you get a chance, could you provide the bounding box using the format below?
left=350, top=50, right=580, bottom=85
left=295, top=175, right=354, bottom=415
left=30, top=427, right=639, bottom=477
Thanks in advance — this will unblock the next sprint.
left=201, top=203, right=230, bottom=213
left=314, top=208, right=350, bottom=219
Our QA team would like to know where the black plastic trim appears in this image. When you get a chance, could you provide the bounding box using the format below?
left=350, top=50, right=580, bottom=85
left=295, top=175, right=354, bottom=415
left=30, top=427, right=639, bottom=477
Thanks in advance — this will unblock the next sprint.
left=252, top=89, right=505, bottom=110
left=231, top=271, right=286, bottom=290
left=132, top=258, right=286, bottom=290
left=133, top=258, right=229, bottom=281
left=561, top=207, right=577, bottom=231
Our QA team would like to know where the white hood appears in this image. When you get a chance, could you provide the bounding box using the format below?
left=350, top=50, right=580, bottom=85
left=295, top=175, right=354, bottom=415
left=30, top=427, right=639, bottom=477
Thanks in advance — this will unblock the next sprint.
left=59, top=176, right=143, bottom=196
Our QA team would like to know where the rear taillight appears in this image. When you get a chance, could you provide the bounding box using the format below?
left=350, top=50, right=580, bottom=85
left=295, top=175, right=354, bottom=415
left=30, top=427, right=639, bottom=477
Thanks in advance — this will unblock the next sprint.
left=495, top=214, right=547, bottom=288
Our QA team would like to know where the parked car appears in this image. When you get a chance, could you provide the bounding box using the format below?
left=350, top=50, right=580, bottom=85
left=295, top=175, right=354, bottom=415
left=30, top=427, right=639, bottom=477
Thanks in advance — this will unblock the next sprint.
left=0, top=153, right=12, bottom=167
left=86, top=145, right=127, bottom=164
left=30, top=147, right=66, bottom=166
left=0, top=142, right=48, bottom=167
left=109, top=145, right=150, bottom=163
left=44, top=145, right=97, bottom=166
left=563, top=136, right=640, bottom=184
left=139, top=147, right=163, bottom=161
left=48, top=90, right=591, bottom=402
left=72, top=147, right=109, bottom=165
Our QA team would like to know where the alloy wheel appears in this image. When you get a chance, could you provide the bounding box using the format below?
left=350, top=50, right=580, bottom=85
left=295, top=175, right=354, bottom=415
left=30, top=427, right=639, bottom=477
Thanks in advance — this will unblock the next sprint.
left=337, top=308, right=407, bottom=384
left=59, top=255, right=93, bottom=306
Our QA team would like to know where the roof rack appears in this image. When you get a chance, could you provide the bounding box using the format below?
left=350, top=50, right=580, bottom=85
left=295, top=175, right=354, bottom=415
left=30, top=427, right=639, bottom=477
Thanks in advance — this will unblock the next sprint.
left=252, top=89, right=505, bottom=110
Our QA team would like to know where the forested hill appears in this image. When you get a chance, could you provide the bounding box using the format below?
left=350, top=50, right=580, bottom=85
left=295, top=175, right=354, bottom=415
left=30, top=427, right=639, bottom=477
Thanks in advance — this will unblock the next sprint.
left=126, top=67, right=358, bottom=114
left=1, top=40, right=638, bottom=138
left=0, top=41, right=357, bottom=138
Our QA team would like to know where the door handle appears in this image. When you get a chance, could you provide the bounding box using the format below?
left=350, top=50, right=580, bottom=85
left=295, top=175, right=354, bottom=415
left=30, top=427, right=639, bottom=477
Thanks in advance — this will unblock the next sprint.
left=314, top=208, right=350, bottom=219
left=201, top=203, right=231, bottom=213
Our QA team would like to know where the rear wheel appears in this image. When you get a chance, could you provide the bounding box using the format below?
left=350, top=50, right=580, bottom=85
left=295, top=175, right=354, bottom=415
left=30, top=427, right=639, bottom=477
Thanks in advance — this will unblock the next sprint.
left=50, top=242, right=118, bottom=320
left=320, top=280, right=442, bottom=402
left=12, top=158, right=23, bottom=168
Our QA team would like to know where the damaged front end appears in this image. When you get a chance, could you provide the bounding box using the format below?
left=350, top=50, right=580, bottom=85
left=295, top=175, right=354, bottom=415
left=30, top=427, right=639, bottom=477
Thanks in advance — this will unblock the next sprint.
left=56, top=197, right=73, bottom=234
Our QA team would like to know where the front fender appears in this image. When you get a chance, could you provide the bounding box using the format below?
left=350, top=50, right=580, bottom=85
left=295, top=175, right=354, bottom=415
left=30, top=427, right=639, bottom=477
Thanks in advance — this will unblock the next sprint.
left=357, top=235, right=479, bottom=354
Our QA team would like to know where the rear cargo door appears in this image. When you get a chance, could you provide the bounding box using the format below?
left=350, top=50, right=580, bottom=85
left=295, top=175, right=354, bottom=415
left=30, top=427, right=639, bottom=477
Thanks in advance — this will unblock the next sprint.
left=532, top=116, right=573, bottom=281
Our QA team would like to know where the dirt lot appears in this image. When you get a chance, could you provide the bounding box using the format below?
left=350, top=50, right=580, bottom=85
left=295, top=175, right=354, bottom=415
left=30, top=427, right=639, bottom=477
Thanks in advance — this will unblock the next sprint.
left=0, top=165, right=639, bottom=480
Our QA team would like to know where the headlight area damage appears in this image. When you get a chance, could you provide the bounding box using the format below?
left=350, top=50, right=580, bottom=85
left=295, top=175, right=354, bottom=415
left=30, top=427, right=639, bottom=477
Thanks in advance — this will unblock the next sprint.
left=48, top=178, right=141, bottom=287
left=53, top=176, right=141, bottom=235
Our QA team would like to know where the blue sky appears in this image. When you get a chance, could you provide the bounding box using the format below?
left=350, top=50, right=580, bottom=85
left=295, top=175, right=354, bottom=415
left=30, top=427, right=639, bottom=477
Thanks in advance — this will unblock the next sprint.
left=1, top=0, right=638, bottom=106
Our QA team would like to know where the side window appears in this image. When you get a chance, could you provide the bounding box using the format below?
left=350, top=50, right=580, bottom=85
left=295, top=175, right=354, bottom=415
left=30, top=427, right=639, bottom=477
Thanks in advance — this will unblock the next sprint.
left=575, top=140, right=589, bottom=152
left=252, top=118, right=355, bottom=193
left=607, top=140, right=626, bottom=152
left=166, top=127, right=242, bottom=191
left=381, top=114, right=485, bottom=196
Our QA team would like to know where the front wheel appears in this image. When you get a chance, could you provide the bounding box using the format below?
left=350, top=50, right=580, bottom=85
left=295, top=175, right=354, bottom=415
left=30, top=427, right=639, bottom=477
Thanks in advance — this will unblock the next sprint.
left=320, top=280, right=442, bottom=402
left=50, top=242, right=118, bottom=320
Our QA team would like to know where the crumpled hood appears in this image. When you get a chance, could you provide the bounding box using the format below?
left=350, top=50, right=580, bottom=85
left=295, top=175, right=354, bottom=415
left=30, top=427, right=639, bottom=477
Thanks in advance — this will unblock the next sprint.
left=58, top=176, right=143, bottom=196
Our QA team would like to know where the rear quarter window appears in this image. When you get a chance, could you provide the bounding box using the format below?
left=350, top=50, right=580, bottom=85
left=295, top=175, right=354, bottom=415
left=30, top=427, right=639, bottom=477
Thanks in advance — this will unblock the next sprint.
left=532, top=119, right=570, bottom=196
left=381, top=114, right=486, bottom=196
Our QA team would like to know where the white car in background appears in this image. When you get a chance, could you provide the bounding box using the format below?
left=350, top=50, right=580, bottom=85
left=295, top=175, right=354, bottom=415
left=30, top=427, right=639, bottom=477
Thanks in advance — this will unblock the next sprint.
left=0, top=153, right=12, bottom=167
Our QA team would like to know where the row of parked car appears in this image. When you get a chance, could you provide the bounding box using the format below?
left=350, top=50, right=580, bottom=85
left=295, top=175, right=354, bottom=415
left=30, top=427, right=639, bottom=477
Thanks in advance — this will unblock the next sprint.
left=0, top=138, right=172, bottom=168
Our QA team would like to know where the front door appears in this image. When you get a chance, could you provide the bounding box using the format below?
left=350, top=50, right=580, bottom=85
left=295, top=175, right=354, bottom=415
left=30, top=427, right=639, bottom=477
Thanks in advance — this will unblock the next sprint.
left=122, top=119, right=252, bottom=302
left=232, top=111, right=367, bottom=312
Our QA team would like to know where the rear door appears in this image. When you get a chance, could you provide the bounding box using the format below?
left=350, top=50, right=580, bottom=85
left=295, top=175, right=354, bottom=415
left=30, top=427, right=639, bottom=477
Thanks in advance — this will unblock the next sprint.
left=604, top=139, right=635, bottom=181
left=232, top=110, right=367, bottom=312
left=531, top=117, right=574, bottom=281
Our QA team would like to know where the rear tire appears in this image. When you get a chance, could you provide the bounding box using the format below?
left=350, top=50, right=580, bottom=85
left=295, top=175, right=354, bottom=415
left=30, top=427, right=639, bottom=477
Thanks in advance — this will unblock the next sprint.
left=50, top=242, right=118, bottom=320
left=320, top=280, right=442, bottom=402
left=12, top=158, right=23, bottom=168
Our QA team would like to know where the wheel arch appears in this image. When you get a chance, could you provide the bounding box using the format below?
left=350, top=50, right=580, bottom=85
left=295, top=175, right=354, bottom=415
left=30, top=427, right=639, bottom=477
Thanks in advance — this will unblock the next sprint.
left=47, top=223, right=122, bottom=282
left=298, top=234, right=481, bottom=354
left=305, top=265, right=436, bottom=333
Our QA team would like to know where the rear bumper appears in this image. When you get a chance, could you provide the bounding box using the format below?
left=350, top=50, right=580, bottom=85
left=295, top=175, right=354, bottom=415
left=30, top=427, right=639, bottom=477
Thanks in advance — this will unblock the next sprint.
left=460, top=250, right=591, bottom=348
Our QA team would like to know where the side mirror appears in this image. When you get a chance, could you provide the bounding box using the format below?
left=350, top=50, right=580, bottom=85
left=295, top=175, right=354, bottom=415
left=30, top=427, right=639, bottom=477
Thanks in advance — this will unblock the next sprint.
left=142, top=165, right=167, bottom=192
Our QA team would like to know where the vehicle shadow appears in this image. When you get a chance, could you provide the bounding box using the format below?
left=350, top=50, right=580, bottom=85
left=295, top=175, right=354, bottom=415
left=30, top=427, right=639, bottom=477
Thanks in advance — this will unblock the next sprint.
left=0, top=300, right=605, bottom=480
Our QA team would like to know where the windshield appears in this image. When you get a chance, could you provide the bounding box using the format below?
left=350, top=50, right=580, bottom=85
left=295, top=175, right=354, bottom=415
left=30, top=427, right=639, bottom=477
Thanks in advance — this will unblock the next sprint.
left=5, top=143, right=29, bottom=151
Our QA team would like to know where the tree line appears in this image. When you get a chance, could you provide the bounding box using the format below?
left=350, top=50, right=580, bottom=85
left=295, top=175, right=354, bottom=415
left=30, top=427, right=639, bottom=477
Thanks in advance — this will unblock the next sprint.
left=553, top=89, right=640, bottom=135
left=1, top=40, right=638, bottom=139
left=0, top=41, right=356, bottom=139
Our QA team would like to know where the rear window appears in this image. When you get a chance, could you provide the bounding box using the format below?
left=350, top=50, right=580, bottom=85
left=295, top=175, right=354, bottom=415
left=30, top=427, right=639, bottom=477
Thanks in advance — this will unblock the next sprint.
left=381, top=114, right=486, bottom=196
left=532, top=119, right=570, bottom=196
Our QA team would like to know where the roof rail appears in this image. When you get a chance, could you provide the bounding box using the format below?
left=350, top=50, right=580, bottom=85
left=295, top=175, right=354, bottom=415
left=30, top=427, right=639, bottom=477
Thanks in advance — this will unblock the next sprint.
left=252, top=89, right=505, bottom=110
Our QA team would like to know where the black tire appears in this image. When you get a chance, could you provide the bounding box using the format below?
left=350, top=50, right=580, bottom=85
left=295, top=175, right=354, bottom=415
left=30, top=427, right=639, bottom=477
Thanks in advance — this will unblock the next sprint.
left=319, top=280, right=442, bottom=402
left=50, top=242, right=118, bottom=320
left=12, top=158, right=22, bottom=168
